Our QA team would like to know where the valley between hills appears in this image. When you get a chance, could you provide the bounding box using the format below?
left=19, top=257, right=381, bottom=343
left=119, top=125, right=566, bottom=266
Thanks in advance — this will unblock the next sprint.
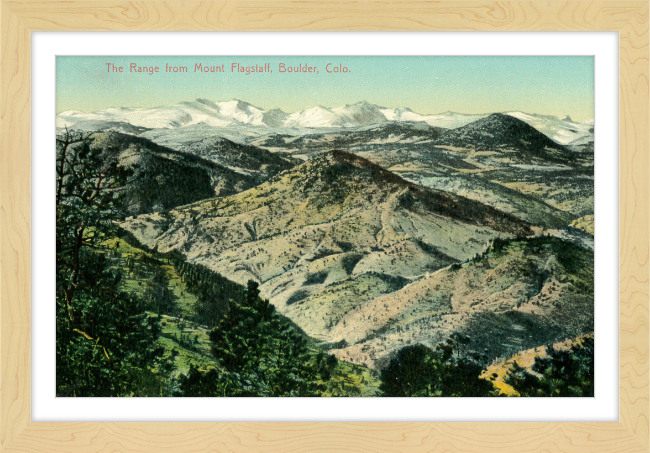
left=57, top=100, right=595, bottom=396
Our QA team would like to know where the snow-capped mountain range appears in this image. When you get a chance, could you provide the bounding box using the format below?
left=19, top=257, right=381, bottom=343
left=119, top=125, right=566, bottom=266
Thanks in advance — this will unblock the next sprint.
left=57, top=99, right=594, bottom=145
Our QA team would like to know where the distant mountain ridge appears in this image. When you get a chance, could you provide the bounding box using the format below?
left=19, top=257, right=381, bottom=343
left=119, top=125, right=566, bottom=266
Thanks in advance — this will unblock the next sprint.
left=85, top=131, right=270, bottom=215
left=57, top=99, right=593, bottom=145
left=432, top=113, right=575, bottom=161
left=174, top=135, right=298, bottom=179
left=84, top=132, right=216, bottom=215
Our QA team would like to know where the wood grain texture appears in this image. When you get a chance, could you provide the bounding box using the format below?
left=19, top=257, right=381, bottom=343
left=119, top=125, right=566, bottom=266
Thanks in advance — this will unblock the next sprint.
left=1, top=0, right=32, bottom=450
left=617, top=2, right=650, bottom=451
left=0, top=1, right=648, bottom=452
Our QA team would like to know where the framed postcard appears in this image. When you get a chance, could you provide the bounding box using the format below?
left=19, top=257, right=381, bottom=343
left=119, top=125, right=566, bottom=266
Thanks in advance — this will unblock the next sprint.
left=1, top=2, right=648, bottom=452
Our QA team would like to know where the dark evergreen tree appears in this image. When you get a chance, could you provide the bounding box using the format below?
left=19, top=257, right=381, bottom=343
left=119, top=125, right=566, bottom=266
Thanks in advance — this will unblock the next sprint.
left=177, top=281, right=330, bottom=397
left=208, top=281, right=326, bottom=396
left=380, top=335, right=497, bottom=397
left=173, top=260, right=242, bottom=327
left=177, top=365, right=229, bottom=397
left=504, top=336, right=594, bottom=397
left=144, top=267, right=177, bottom=316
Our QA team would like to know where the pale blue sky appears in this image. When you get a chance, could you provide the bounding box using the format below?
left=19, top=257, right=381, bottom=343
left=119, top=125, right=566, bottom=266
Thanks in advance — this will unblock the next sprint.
left=57, top=56, right=594, bottom=121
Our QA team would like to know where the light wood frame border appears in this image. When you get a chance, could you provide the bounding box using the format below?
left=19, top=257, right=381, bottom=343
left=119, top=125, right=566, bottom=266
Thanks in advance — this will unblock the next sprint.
left=1, top=2, right=648, bottom=452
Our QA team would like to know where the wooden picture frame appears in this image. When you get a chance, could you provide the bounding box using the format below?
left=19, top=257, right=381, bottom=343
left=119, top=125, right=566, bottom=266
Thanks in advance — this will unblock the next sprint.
left=1, top=1, right=648, bottom=452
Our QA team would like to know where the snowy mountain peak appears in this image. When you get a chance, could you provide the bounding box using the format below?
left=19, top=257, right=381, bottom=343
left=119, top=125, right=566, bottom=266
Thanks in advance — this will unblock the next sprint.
left=56, top=99, right=594, bottom=145
left=219, top=98, right=255, bottom=110
left=507, top=111, right=593, bottom=145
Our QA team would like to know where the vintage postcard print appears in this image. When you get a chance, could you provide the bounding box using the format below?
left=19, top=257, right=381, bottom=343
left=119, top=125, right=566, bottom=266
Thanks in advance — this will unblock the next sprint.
left=55, top=56, right=594, bottom=397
